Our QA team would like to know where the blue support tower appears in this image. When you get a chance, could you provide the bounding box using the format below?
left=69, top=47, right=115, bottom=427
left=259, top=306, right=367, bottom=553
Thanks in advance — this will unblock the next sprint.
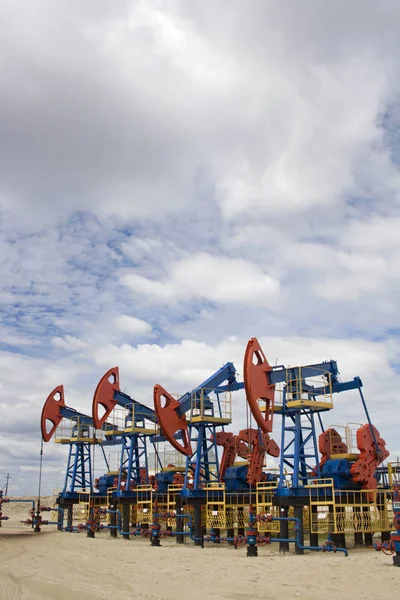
left=183, top=422, right=220, bottom=496
left=154, top=363, right=241, bottom=498
left=275, top=366, right=364, bottom=496
left=63, top=441, right=93, bottom=495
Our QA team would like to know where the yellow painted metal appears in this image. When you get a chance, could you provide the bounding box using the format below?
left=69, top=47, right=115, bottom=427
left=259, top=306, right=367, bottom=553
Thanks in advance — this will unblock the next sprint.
left=205, top=483, right=226, bottom=528
left=155, top=501, right=169, bottom=523
left=167, top=484, right=183, bottom=514
left=328, top=423, right=361, bottom=457
left=256, top=482, right=280, bottom=533
left=388, top=461, right=400, bottom=488
left=103, top=403, right=159, bottom=436
left=307, top=478, right=336, bottom=534
left=286, top=400, right=333, bottom=410
left=72, top=491, right=91, bottom=521
left=285, top=367, right=333, bottom=411
left=225, top=496, right=250, bottom=530
left=162, top=466, right=185, bottom=472
left=307, top=478, right=393, bottom=534
left=189, top=389, right=232, bottom=425
left=330, top=453, right=360, bottom=461
left=134, top=484, right=154, bottom=524
left=54, top=417, right=100, bottom=444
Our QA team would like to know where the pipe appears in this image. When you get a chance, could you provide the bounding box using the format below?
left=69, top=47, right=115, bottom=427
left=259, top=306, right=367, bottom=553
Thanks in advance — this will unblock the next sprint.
left=267, top=517, right=348, bottom=556
left=197, top=516, right=348, bottom=556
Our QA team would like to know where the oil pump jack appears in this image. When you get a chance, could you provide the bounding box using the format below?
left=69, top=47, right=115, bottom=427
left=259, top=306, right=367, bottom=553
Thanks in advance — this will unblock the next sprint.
left=40, top=385, right=116, bottom=530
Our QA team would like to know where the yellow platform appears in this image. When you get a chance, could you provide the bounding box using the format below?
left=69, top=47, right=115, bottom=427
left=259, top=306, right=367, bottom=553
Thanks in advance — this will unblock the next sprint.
left=123, top=426, right=159, bottom=435
left=55, top=437, right=98, bottom=444
left=190, top=416, right=231, bottom=424
left=162, top=466, right=185, bottom=472
left=286, top=400, right=333, bottom=410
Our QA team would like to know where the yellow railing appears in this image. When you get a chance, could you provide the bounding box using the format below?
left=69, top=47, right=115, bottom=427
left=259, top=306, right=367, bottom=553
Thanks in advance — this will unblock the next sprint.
left=205, top=483, right=226, bottom=528
left=256, top=482, right=280, bottom=532
left=307, top=478, right=393, bottom=534
left=131, top=485, right=153, bottom=525
left=102, top=403, right=158, bottom=435
left=388, top=462, right=400, bottom=488
left=283, top=367, right=334, bottom=410
left=327, top=423, right=362, bottom=458
left=55, top=417, right=101, bottom=444
left=190, top=389, right=232, bottom=424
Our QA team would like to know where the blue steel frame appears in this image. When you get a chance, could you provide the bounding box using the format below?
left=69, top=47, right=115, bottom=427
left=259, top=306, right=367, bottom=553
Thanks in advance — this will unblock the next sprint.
left=182, top=423, right=220, bottom=497
left=116, top=433, right=149, bottom=494
left=278, top=402, right=322, bottom=488
left=58, top=408, right=115, bottom=498
left=63, top=442, right=93, bottom=495
left=277, top=369, right=364, bottom=494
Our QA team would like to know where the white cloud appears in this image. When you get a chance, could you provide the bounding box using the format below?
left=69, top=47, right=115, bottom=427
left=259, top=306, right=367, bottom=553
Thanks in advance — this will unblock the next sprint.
left=51, top=335, right=88, bottom=352
left=1, top=1, right=400, bottom=496
left=122, top=253, right=280, bottom=306
left=114, top=314, right=152, bottom=336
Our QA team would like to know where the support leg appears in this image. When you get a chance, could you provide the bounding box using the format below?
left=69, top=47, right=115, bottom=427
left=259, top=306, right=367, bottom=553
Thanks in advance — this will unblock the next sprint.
left=122, top=504, right=130, bottom=540
left=309, top=505, right=319, bottom=547
left=175, top=497, right=184, bottom=545
left=330, top=507, right=346, bottom=549
left=364, top=532, right=373, bottom=546
left=279, top=507, right=290, bottom=553
left=109, top=501, right=118, bottom=538
left=381, top=531, right=391, bottom=543
left=194, top=504, right=203, bottom=547
left=294, top=506, right=304, bottom=555
left=67, top=504, right=73, bottom=532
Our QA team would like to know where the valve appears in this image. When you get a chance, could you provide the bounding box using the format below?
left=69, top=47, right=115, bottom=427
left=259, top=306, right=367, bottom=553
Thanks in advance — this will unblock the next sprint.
left=150, top=522, right=161, bottom=546
left=246, top=526, right=259, bottom=557
left=382, top=541, right=395, bottom=555
left=321, top=541, right=337, bottom=553
left=233, top=535, right=246, bottom=548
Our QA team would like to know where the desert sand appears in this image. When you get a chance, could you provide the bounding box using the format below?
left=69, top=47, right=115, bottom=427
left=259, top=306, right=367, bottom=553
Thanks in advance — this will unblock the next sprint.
left=0, top=498, right=396, bottom=600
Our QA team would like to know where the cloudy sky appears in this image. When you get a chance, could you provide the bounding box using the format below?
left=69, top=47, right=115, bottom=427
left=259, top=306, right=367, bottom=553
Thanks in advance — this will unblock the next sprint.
left=1, top=0, right=400, bottom=495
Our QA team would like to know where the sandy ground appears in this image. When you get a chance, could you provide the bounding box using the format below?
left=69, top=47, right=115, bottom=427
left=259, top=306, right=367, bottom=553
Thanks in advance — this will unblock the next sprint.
left=0, top=498, right=397, bottom=600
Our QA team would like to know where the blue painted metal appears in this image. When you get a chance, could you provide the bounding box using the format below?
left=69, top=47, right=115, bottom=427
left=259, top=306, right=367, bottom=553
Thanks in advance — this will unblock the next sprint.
left=98, top=387, right=156, bottom=495
left=62, top=442, right=93, bottom=496
left=277, top=370, right=364, bottom=493
left=113, top=390, right=157, bottom=424
left=391, top=487, right=400, bottom=566
left=182, top=423, right=220, bottom=498
left=115, top=433, right=149, bottom=494
left=155, top=470, right=177, bottom=494
left=320, top=458, right=359, bottom=489
left=175, top=362, right=239, bottom=416
left=57, top=408, right=116, bottom=498
left=165, top=364, right=242, bottom=498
